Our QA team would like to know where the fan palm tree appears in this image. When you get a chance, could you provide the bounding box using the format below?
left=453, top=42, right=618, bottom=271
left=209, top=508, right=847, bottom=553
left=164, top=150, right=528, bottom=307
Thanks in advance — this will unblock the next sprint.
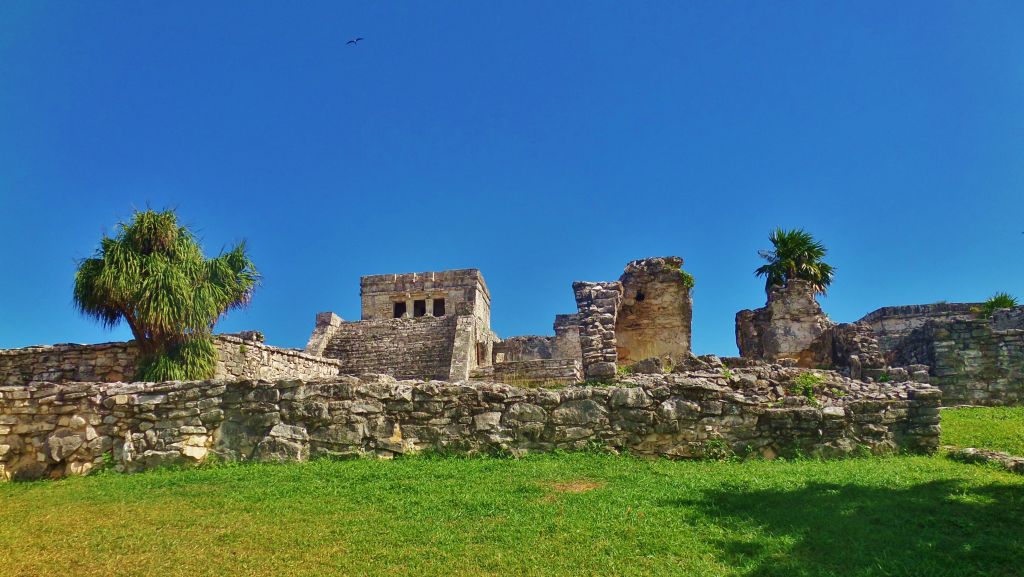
left=74, top=209, right=259, bottom=380
left=754, top=228, right=834, bottom=296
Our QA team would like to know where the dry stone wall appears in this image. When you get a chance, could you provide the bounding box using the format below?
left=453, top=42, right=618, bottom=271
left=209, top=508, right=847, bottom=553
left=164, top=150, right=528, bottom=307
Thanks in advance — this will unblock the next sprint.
left=0, top=336, right=342, bottom=386
left=215, top=336, right=343, bottom=381
left=493, top=336, right=559, bottom=362
left=0, top=369, right=940, bottom=480
left=892, top=317, right=1024, bottom=405
left=470, top=359, right=582, bottom=386
left=492, top=315, right=581, bottom=364
left=860, top=303, right=977, bottom=352
left=0, top=341, right=138, bottom=385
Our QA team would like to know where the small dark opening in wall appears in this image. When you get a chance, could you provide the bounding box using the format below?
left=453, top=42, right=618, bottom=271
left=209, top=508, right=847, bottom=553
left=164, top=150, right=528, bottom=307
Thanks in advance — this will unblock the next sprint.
left=433, top=298, right=446, bottom=316
left=635, top=290, right=645, bottom=302
left=393, top=302, right=407, bottom=318
left=413, top=299, right=427, bottom=317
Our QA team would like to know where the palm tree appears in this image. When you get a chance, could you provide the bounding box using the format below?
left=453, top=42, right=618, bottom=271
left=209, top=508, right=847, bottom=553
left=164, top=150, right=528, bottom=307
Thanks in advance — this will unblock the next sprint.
left=74, top=209, right=259, bottom=380
left=754, top=228, right=834, bottom=296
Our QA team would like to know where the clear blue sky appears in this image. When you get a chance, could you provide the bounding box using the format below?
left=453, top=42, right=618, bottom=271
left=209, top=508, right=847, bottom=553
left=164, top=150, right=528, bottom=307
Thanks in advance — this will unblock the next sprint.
left=2, top=2, right=1023, bottom=355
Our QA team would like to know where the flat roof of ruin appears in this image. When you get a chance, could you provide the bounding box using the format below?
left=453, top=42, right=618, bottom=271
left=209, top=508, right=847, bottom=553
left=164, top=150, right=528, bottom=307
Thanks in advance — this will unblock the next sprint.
left=360, top=268, right=489, bottom=297
left=858, top=302, right=978, bottom=323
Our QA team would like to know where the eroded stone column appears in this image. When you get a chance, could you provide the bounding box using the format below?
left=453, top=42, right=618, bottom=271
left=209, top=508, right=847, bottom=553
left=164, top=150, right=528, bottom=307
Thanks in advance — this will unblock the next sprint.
left=573, top=281, right=622, bottom=379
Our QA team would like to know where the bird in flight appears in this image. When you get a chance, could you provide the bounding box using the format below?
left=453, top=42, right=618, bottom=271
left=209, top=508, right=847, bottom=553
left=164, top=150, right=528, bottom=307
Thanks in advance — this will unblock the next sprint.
left=347, top=37, right=364, bottom=46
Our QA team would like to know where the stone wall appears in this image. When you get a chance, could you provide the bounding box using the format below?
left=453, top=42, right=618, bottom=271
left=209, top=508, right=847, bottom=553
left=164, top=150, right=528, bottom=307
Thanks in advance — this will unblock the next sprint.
left=827, top=322, right=887, bottom=377
left=860, top=303, right=977, bottom=352
left=892, top=317, right=1024, bottom=405
left=0, top=336, right=342, bottom=385
left=615, top=257, right=693, bottom=366
left=470, top=359, right=582, bottom=386
left=991, top=307, right=1024, bottom=331
left=493, top=314, right=582, bottom=364
left=215, top=335, right=343, bottom=381
left=493, top=336, right=559, bottom=362
left=553, top=314, right=583, bottom=360
left=0, top=341, right=138, bottom=385
left=0, top=370, right=941, bottom=480
left=573, top=281, right=623, bottom=379
left=321, top=316, right=459, bottom=381
left=736, top=281, right=834, bottom=364
left=359, top=269, right=491, bottom=329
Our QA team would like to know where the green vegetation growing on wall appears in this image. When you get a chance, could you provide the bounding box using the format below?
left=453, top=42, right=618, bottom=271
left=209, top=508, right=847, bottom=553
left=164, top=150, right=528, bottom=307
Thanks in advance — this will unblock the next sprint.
left=973, top=292, right=1019, bottom=319
left=73, top=209, right=259, bottom=380
left=678, top=268, right=695, bottom=289
left=790, top=372, right=825, bottom=404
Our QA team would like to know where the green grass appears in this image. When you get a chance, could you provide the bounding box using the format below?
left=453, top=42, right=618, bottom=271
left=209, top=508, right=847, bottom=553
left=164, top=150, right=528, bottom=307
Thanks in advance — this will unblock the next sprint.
left=941, top=406, right=1024, bottom=455
left=1, top=453, right=1022, bottom=577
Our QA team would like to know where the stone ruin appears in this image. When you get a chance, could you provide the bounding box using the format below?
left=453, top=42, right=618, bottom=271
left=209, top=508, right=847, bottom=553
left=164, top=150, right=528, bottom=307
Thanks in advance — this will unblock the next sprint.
left=304, top=256, right=696, bottom=386
left=736, top=283, right=1024, bottom=405
left=2, top=253, right=1021, bottom=480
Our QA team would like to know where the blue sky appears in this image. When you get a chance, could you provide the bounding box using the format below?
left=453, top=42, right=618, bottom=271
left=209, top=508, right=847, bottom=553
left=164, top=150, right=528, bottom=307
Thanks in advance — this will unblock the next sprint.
left=1, top=2, right=1022, bottom=355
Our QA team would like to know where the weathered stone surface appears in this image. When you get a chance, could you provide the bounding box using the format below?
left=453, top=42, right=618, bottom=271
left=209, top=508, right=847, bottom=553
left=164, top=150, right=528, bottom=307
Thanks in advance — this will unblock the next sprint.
left=736, top=280, right=834, bottom=363
left=860, top=303, right=977, bottom=351
left=616, top=257, right=693, bottom=366
left=0, top=335, right=343, bottom=387
left=630, top=357, right=664, bottom=374
left=949, top=447, right=1024, bottom=474
left=0, top=366, right=942, bottom=480
left=470, top=359, right=581, bottom=387
left=574, top=281, right=623, bottom=379
left=889, top=312, right=1024, bottom=406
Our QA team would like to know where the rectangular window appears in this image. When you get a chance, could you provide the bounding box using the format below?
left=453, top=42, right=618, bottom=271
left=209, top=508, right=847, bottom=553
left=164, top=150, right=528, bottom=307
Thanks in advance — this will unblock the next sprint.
left=413, top=299, right=427, bottom=317
left=433, top=298, right=446, bottom=316
left=393, top=302, right=407, bottom=318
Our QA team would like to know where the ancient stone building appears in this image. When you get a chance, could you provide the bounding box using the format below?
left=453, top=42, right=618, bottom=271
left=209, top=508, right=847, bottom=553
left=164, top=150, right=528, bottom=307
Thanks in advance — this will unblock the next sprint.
left=736, top=286, right=1024, bottom=406
left=868, top=304, right=1024, bottom=405
left=306, top=269, right=498, bottom=381
left=0, top=255, right=972, bottom=481
left=859, top=303, right=977, bottom=351
left=488, top=256, right=695, bottom=380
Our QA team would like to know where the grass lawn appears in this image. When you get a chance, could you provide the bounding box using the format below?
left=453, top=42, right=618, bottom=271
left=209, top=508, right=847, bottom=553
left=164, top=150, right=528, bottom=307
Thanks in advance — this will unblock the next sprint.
left=941, top=406, right=1024, bottom=455
left=1, top=452, right=1022, bottom=577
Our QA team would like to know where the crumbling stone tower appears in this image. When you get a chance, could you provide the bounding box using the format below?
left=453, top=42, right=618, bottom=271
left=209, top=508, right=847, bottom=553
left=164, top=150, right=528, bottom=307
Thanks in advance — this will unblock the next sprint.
left=615, top=256, right=693, bottom=366
left=573, top=256, right=694, bottom=378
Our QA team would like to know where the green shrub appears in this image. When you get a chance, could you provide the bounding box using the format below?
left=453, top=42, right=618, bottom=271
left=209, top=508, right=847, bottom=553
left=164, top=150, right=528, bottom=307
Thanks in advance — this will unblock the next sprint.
left=973, top=292, right=1019, bottom=319
left=678, top=269, right=695, bottom=289
left=790, top=372, right=825, bottom=404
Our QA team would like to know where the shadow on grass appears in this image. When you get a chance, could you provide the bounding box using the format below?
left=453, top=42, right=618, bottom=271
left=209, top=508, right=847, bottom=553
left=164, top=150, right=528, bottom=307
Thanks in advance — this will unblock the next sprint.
left=675, top=479, right=1024, bottom=577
